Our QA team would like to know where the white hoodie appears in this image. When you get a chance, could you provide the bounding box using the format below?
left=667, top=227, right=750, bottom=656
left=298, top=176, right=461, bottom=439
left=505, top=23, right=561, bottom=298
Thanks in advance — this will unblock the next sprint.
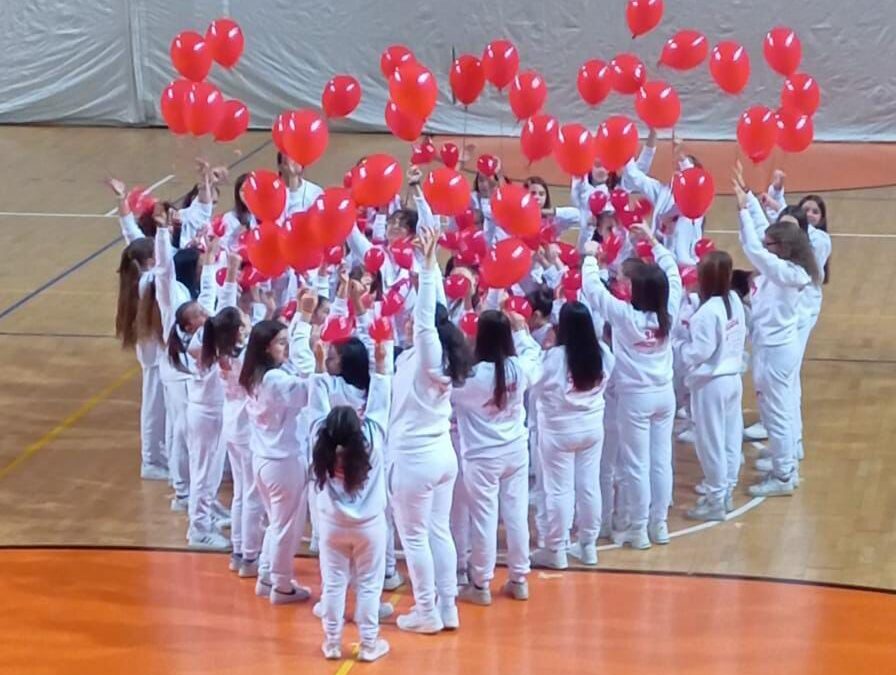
left=680, top=293, right=747, bottom=390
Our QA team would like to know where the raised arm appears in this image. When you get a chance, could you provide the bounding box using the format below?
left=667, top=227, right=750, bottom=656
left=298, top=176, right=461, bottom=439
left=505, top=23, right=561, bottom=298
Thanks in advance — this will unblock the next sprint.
left=620, top=158, right=664, bottom=209
left=581, top=242, right=631, bottom=328
left=414, top=227, right=445, bottom=379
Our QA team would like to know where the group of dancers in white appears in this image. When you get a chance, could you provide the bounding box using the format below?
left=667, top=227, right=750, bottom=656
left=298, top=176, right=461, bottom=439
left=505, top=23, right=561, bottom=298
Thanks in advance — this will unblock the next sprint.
left=111, top=134, right=830, bottom=661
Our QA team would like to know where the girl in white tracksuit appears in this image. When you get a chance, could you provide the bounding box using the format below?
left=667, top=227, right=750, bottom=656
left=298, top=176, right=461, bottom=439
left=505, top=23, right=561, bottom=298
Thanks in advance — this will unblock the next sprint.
left=582, top=226, right=682, bottom=548
left=388, top=228, right=474, bottom=634
left=530, top=301, right=615, bottom=569
left=734, top=182, right=819, bottom=496
left=452, top=310, right=541, bottom=605
left=240, top=311, right=315, bottom=604
left=309, top=344, right=392, bottom=663
left=680, top=251, right=747, bottom=520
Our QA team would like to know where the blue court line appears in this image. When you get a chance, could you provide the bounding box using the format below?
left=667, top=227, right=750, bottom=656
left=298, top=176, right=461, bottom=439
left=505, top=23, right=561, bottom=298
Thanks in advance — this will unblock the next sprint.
left=0, top=139, right=273, bottom=323
left=0, top=331, right=116, bottom=339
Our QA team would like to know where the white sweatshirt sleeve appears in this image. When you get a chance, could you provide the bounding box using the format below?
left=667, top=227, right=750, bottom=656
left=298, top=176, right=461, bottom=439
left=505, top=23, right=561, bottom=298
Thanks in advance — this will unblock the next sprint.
left=179, top=199, right=213, bottom=244
left=414, top=194, right=439, bottom=232
left=621, top=159, right=663, bottom=213
left=287, top=316, right=315, bottom=376
left=346, top=223, right=374, bottom=262
left=581, top=256, right=632, bottom=328
left=370, top=213, right=387, bottom=242
left=680, top=307, right=717, bottom=373
left=738, top=209, right=811, bottom=288
left=120, top=213, right=145, bottom=244
left=415, top=265, right=445, bottom=382
left=552, top=207, right=582, bottom=234
left=330, top=297, right=349, bottom=319
left=654, top=241, right=683, bottom=320
left=197, top=265, right=217, bottom=316
left=308, top=373, right=331, bottom=433
left=513, top=329, right=543, bottom=389
left=154, top=227, right=178, bottom=335
left=364, top=373, right=392, bottom=437
left=746, top=191, right=772, bottom=236
left=636, top=145, right=657, bottom=174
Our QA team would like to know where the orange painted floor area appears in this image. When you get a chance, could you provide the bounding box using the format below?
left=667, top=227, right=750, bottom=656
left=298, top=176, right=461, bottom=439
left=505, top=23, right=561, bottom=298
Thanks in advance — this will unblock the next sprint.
left=441, top=136, right=896, bottom=194
left=2, top=549, right=894, bottom=675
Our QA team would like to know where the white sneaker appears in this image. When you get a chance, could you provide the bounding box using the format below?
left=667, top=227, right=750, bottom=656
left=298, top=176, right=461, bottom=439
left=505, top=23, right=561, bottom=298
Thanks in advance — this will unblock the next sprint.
left=379, top=602, right=395, bottom=620
left=686, top=500, right=726, bottom=521
left=694, top=482, right=709, bottom=496
left=457, top=569, right=470, bottom=587
left=170, top=495, right=189, bottom=512
left=213, top=516, right=231, bottom=532
left=749, top=473, right=796, bottom=497
left=238, top=559, right=259, bottom=578
left=228, top=553, right=243, bottom=572
left=211, top=500, right=230, bottom=519
left=383, top=571, right=404, bottom=591
left=502, top=580, right=529, bottom=601
left=439, top=603, right=460, bottom=630
left=531, top=547, right=568, bottom=570
left=270, top=581, right=312, bottom=605
left=725, top=490, right=735, bottom=512
left=187, top=532, right=231, bottom=551
left=648, top=521, right=670, bottom=545
left=568, top=542, right=598, bottom=566
left=676, top=406, right=689, bottom=420
left=744, top=422, right=769, bottom=441
left=313, top=601, right=324, bottom=619
left=612, top=527, right=651, bottom=550
left=754, top=457, right=773, bottom=473
left=321, top=640, right=342, bottom=660
left=141, top=465, right=169, bottom=481
left=676, top=427, right=696, bottom=444
left=255, top=577, right=272, bottom=597
left=358, top=638, right=390, bottom=662
left=598, top=525, right=613, bottom=540
left=396, top=608, right=443, bottom=634
left=458, top=584, right=492, bottom=606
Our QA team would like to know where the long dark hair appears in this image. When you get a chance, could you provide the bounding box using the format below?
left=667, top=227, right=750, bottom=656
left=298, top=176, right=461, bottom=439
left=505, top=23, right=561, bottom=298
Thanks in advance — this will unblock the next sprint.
left=116, top=238, right=154, bottom=349
left=136, top=280, right=164, bottom=347
left=798, top=194, right=830, bottom=284
left=200, top=307, right=244, bottom=371
left=239, top=320, right=286, bottom=395
left=556, top=302, right=603, bottom=391
left=167, top=301, right=198, bottom=374
left=173, top=247, right=201, bottom=299
left=234, top=173, right=252, bottom=227
left=765, top=221, right=821, bottom=286
left=474, top=310, right=516, bottom=410
left=523, top=176, right=552, bottom=209
left=435, top=304, right=474, bottom=387
left=312, top=406, right=372, bottom=495
left=335, top=337, right=371, bottom=392
left=698, top=251, right=734, bottom=319
left=526, top=285, right=554, bottom=320
left=779, top=205, right=809, bottom=233
left=629, top=262, right=671, bottom=338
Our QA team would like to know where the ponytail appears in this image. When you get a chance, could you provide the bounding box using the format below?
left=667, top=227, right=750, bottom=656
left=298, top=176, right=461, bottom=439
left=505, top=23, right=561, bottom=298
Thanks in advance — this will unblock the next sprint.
left=200, top=307, right=244, bottom=371
left=312, top=407, right=372, bottom=495
left=115, top=238, right=154, bottom=349
left=473, top=310, right=515, bottom=410
left=167, top=301, right=198, bottom=374
left=435, top=304, right=474, bottom=387
left=135, top=279, right=164, bottom=346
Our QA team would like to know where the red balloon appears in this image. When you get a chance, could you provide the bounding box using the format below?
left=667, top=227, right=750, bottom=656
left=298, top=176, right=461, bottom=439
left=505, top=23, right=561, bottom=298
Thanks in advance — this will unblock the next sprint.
left=281, top=109, right=329, bottom=167
left=380, top=45, right=415, bottom=79
left=381, top=286, right=408, bottom=317
left=610, top=54, right=647, bottom=95
left=617, top=203, right=642, bottom=229
left=477, top=154, right=500, bottom=176
left=520, top=115, right=559, bottom=163
left=459, top=229, right=488, bottom=259
left=558, top=242, right=581, bottom=268
left=634, top=197, right=653, bottom=218
left=439, top=230, right=462, bottom=251
left=601, top=231, right=624, bottom=264
left=239, top=265, right=266, bottom=292
left=460, top=311, right=479, bottom=337
left=611, top=279, right=632, bottom=302
left=505, top=295, right=533, bottom=320
left=160, top=79, right=192, bottom=135
left=737, top=106, right=779, bottom=163
left=215, top=267, right=228, bottom=287
left=776, top=109, right=814, bottom=153
left=184, top=81, right=225, bottom=136
left=635, top=239, right=655, bottom=262
left=626, top=0, right=664, bottom=38
left=450, top=55, right=486, bottom=106
left=440, top=143, right=460, bottom=169
left=390, top=239, right=415, bottom=270
left=781, top=73, right=820, bottom=116
left=589, top=190, right=610, bottom=217
left=214, top=99, right=250, bottom=142
left=342, top=171, right=353, bottom=189
left=554, top=123, right=597, bottom=176
left=679, top=264, right=699, bottom=288
left=308, top=188, right=357, bottom=247
left=170, top=31, right=212, bottom=82
left=411, top=141, right=436, bottom=165
left=509, top=70, right=547, bottom=120
left=322, top=75, right=362, bottom=118
left=491, top=184, right=541, bottom=238
left=321, top=316, right=354, bottom=344
left=279, top=213, right=324, bottom=272
left=577, top=59, right=613, bottom=106
left=352, top=154, right=403, bottom=207
left=595, top=116, right=640, bottom=172
left=561, top=270, right=583, bottom=292
left=364, top=247, right=386, bottom=273
left=635, top=81, right=681, bottom=129
left=246, top=221, right=287, bottom=278
left=205, top=18, right=244, bottom=69
left=455, top=208, right=476, bottom=231
left=481, top=238, right=533, bottom=288
left=127, top=186, right=157, bottom=216
left=242, top=170, right=287, bottom=222
left=324, top=245, right=344, bottom=265
left=423, top=168, right=472, bottom=217
left=445, top=274, right=472, bottom=300
left=385, top=100, right=424, bottom=142
left=694, top=238, right=716, bottom=260
left=271, top=111, right=291, bottom=154
left=672, top=168, right=715, bottom=219
left=764, top=27, right=802, bottom=77
left=659, top=30, right=709, bottom=71
left=482, top=39, right=520, bottom=90
left=610, top=188, right=631, bottom=212
left=390, top=62, right=438, bottom=120
left=369, top=317, right=393, bottom=343
left=710, top=42, right=751, bottom=95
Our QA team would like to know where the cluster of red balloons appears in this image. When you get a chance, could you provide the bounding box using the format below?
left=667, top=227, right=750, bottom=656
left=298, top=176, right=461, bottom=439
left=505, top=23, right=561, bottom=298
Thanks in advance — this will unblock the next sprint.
left=162, top=19, right=249, bottom=142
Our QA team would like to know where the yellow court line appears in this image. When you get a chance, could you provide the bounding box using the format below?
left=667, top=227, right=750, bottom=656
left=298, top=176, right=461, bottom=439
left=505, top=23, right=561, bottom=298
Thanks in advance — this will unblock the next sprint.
left=334, top=659, right=356, bottom=675
left=0, top=365, right=140, bottom=481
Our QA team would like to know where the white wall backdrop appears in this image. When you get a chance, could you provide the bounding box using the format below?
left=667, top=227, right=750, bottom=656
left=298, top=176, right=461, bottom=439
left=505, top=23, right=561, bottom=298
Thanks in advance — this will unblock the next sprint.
left=1, top=0, right=894, bottom=140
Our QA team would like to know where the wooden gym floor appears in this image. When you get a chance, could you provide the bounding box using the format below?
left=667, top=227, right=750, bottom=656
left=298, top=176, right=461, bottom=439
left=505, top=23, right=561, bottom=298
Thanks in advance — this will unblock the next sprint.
left=0, top=126, right=895, bottom=673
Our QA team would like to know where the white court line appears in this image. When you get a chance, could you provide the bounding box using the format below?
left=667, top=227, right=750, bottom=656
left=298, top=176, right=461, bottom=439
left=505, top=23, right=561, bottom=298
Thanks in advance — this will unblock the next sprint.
left=102, top=174, right=176, bottom=217
left=0, top=212, right=115, bottom=219
left=705, top=229, right=896, bottom=239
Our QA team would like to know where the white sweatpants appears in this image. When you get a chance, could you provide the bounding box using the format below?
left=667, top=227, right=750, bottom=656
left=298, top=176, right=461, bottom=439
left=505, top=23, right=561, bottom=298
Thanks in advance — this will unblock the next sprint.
left=449, top=426, right=471, bottom=575
left=462, top=444, right=530, bottom=586
left=600, top=388, right=620, bottom=533
left=793, top=314, right=818, bottom=459
left=225, top=439, right=264, bottom=558
left=390, top=441, right=458, bottom=614
left=319, top=514, right=387, bottom=645
left=255, top=454, right=306, bottom=591
left=186, top=404, right=227, bottom=537
left=615, top=385, right=676, bottom=530
left=140, top=364, right=167, bottom=472
left=753, top=341, right=801, bottom=478
left=163, top=379, right=190, bottom=498
left=541, top=425, right=604, bottom=551
left=691, top=375, right=743, bottom=502
left=527, top=398, right=548, bottom=546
